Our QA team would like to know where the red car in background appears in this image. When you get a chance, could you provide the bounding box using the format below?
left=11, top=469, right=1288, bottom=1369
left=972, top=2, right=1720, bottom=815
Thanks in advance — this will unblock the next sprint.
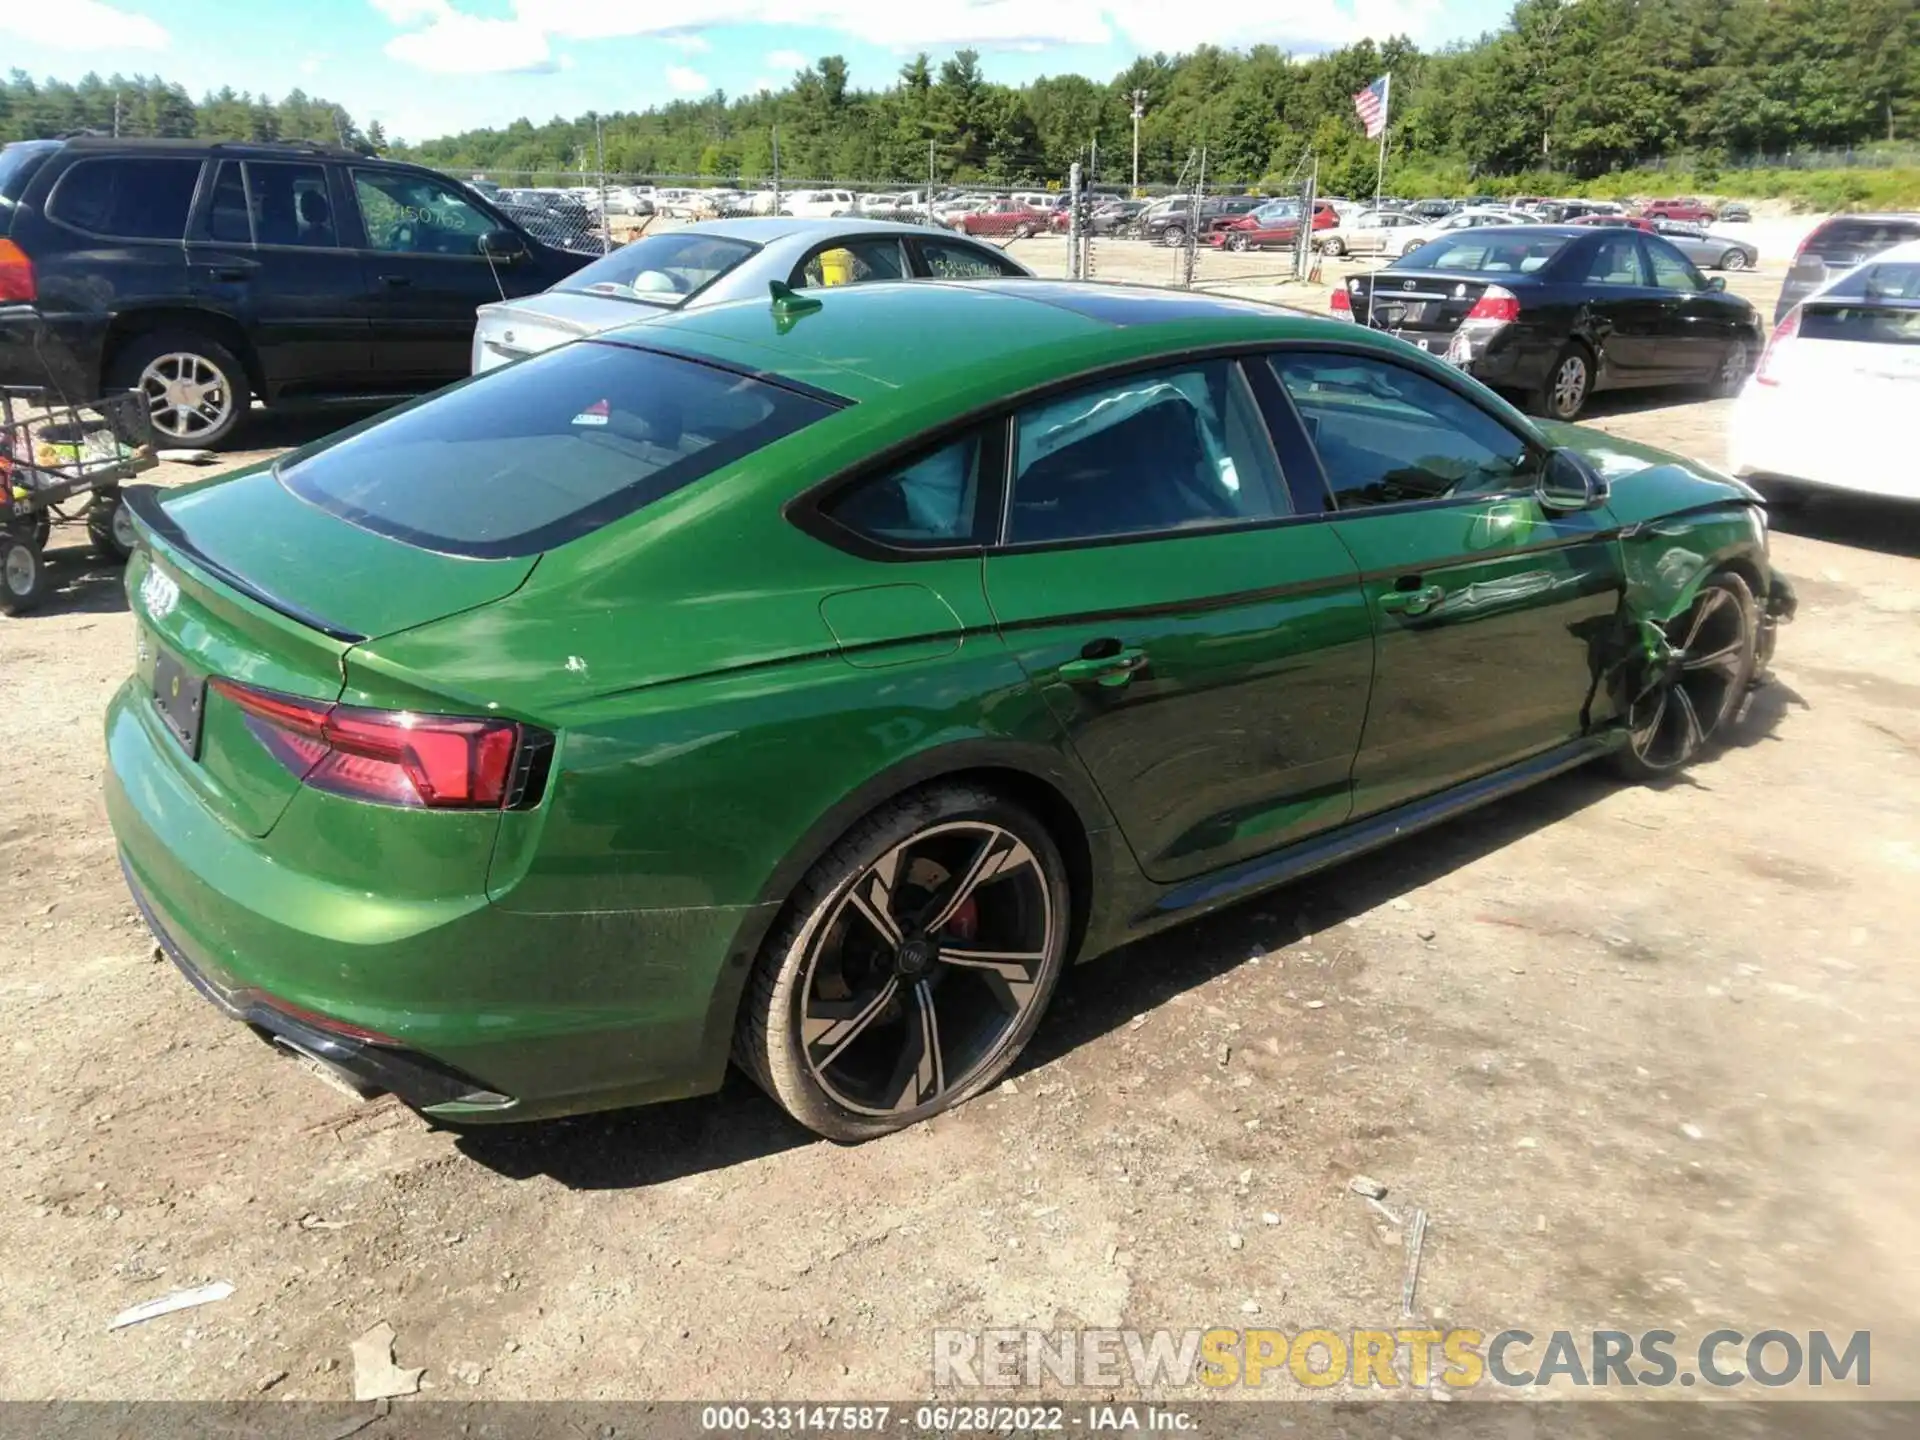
left=1208, top=199, right=1339, bottom=252
left=1640, top=197, right=1717, bottom=223
left=952, top=200, right=1050, bottom=239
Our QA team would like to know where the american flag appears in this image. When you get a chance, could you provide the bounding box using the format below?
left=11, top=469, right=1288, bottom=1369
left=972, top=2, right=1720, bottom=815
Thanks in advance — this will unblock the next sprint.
left=1353, top=74, right=1390, bottom=139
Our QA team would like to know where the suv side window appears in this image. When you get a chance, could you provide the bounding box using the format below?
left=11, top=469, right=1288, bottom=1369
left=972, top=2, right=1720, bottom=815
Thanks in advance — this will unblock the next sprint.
left=207, top=160, right=252, bottom=244
left=48, top=157, right=202, bottom=241
left=351, top=169, right=493, bottom=257
left=1270, top=352, right=1535, bottom=509
left=248, top=161, right=338, bottom=248
left=822, top=433, right=984, bottom=547
left=1007, top=360, right=1288, bottom=545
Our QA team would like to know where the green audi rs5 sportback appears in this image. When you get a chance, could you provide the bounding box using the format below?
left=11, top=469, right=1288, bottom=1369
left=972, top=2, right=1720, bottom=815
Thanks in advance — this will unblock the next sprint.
left=106, top=279, right=1795, bottom=1141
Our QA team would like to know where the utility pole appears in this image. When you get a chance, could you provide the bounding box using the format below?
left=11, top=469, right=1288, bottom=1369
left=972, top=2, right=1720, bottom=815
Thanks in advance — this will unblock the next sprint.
left=1130, top=89, right=1147, bottom=196
left=927, top=139, right=936, bottom=224
left=112, top=91, right=122, bottom=138
left=594, top=113, right=609, bottom=253
left=771, top=126, right=781, bottom=214
left=1090, top=135, right=1098, bottom=187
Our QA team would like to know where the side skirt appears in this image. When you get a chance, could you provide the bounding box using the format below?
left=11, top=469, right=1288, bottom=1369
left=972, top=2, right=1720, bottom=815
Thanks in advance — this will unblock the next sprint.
left=1139, top=732, right=1623, bottom=927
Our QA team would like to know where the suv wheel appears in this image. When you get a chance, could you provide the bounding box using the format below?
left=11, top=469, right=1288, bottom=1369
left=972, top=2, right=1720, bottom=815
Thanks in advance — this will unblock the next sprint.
left=108, top=331, right=250, bottom=449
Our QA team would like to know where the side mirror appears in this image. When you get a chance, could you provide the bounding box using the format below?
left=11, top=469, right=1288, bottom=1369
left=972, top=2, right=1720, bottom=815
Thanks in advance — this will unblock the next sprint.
left=1538, top=447, right=1608, bottom=512
left=1706, top=275, right=1727, bottom=292
left=479, top=229, right=529, bottom=263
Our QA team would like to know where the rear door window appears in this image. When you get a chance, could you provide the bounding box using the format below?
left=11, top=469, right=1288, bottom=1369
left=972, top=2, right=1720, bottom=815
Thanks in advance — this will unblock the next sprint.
left=278, top=341, right=842, bottom=558
left=792, top=238, right=908, bottom=289
left=917, top=237, right=1025, bottom=278
left=48, top=157, right=203, bottom=240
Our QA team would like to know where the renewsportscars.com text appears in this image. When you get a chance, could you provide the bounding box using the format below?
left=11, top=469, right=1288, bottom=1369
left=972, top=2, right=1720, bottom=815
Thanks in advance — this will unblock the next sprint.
left=932, top=1327, right=1871, bottom=1390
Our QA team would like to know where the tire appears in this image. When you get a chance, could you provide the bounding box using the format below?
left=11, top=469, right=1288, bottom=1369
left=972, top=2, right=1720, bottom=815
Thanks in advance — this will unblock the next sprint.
left=1320, top=235, right=1346, bottom=257
left=1612, top=572, right=1758, bottom=782
left=1, top=533, right=49, bottom=616
left=1718, top=248, right=1749, bottom=272
left=1014, top=223, right=1037, bottom=240
left=87, top=493, right=139, bottom=562
left=1710, top=338, right=1753, bottom=399
left=106, top=329, right=250, bottom=450
left=736, top=784, right=1072, bottom=1142
left=1227, top=232, right=1251, bottom=252
left=1528, top=342, right=1595, bottom=421
left=1160, top=224, right=1186, bottom=248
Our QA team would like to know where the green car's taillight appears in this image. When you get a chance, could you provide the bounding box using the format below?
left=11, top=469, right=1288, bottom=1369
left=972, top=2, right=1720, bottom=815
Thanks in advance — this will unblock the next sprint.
left=211, top=677, right=545, bottom=810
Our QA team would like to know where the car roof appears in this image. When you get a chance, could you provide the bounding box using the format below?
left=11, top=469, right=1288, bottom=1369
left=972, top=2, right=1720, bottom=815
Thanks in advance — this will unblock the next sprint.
left=597, top=280, right=1358, bottom=405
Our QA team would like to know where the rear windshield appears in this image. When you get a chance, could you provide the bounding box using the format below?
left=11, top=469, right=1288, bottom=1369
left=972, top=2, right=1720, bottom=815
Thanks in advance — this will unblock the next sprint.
left=1819, top=262, right=1920, bottom=302
left=1811, top=219, right=1920, bottom=254
left=1398, top=234, right=1567, bottom=274
left=557, top=231, right=758, bottom=305
left=1803, top=301, right=1920, bottom=347
left=278, top=341, right=839, bottom=557
left=0, top=141, right=57, bottom=206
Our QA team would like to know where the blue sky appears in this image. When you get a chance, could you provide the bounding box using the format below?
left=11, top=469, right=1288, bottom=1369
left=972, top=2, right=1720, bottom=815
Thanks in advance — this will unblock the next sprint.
left=4, top=0, right=1513, bottom=144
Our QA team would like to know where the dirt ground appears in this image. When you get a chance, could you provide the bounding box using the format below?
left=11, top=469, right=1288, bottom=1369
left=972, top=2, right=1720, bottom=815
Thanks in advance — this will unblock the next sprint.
left=3, top=252, right=1918, bottom=1407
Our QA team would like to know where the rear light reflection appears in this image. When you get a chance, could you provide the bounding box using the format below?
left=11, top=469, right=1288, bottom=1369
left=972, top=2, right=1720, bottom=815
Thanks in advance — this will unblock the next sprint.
left=1755, top=308, right=1801, bottom=387
left=210, top=677, right=538, bottom=809
left=1465, top=285, right=1521, bottom=324
left=0, top=239, right=35, bottom=304
left=1330, top=284, right=1354, bottom=320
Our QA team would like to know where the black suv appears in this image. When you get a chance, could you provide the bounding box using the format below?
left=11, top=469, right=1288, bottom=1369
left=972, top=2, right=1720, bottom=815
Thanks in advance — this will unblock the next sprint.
left=1775, top=212, right=1920, bottom=321
left=0, top=137, right=595, bottom=446
left=1138, top=196, right=1262, bottom=247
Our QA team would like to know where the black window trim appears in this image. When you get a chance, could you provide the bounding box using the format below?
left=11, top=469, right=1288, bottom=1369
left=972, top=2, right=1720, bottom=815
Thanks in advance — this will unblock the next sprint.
left=993, top=356, right=1294, bottom=553
left=1256, top=340, right=1550, bottom=520
left=787, top=341, right=1379, bottom=563
left=44, top=153, right=208, bottom=244
left=786, top=233, right=914, bottom=291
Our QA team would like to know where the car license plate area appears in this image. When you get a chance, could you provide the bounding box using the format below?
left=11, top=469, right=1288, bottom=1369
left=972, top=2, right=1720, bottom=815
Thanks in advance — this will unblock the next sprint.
left=150, top=641, right=208, bottom=759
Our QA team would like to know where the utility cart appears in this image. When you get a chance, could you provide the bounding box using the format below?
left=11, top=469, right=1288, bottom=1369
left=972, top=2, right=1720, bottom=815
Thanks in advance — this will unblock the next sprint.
left=2, top=387, right=156, bottom=615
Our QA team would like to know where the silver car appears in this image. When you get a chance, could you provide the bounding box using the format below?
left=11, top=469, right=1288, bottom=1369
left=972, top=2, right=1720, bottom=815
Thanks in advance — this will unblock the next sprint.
left=1651, top=221, right=1759, bottom=272
left=472, top=218, right=1034, bottom=372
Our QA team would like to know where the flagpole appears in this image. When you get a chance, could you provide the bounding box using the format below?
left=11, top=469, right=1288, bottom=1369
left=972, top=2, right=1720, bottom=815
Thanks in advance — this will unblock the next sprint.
left=1374, top=73, right=1391, bottom=213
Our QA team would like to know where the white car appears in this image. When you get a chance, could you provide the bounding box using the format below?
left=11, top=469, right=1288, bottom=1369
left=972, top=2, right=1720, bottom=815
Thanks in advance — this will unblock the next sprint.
left=1315, top=209, right=1425, bottom=257
left=1730, top=238, right=1920, bottom=502
left=783, top=188, right=857, bottom=218
left=1388, top=207, right=1535, bottom=257
left=471, top=218, right=1033, bottom=373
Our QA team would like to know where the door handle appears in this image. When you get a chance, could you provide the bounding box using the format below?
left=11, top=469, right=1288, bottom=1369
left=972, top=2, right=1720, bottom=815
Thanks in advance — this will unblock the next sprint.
left=1059, top=645, right=1148, bottom=688
left=207, top=265, right=250, bottom=281
left=1378, top=583, right=1446, bottom=616
left=378, top=274, right=412, bottom=287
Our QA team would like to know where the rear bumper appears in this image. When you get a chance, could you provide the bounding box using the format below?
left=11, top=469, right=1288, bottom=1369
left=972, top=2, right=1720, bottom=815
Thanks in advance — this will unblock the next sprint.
left=105, top=679, right=760, bottom=1123
left=0, top=306, right=110, bottom=394
left=1730, top=388, right=1919, bottom=500
left=125, top=858, right=511, bottom=1111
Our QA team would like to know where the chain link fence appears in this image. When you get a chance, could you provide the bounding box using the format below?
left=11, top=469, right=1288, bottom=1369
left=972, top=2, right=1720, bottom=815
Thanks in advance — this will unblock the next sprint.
left=448, top=168, right=1346, bottom=295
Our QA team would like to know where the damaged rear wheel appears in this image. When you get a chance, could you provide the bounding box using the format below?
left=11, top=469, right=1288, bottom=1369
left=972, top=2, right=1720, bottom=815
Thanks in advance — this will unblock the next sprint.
left=1613, top=572, right=1758, bottom=781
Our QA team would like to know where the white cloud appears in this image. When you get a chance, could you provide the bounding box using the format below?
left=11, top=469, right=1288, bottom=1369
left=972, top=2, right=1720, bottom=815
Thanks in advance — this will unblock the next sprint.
left=368, top=0, right=449, bottom=22
left=371, top=0, right=1448, bottom=81
left=0, top=0, right=168, bottom=50
left=384, top=8, right=557, bottom=75
left=665, top=65, right=711, bottom=94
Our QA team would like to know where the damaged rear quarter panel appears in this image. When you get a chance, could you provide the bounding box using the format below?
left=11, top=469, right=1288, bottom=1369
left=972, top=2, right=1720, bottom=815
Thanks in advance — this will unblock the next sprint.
left=1540, top=420, right=1772, bottom=624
